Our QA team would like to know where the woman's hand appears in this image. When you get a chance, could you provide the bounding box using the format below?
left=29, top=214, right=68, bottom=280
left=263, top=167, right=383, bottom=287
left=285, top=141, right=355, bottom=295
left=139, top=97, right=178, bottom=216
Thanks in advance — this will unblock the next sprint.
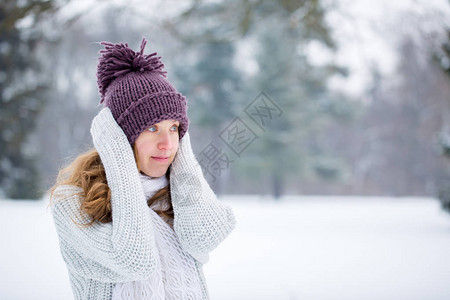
left=90, top=107, right=129, bottom=153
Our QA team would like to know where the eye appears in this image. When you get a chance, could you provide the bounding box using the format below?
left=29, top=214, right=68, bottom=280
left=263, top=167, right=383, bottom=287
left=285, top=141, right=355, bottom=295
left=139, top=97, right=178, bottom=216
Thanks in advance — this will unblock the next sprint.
left=148, top=126, right=157, bottom=132
left=170, top=124, right=179, bottom=132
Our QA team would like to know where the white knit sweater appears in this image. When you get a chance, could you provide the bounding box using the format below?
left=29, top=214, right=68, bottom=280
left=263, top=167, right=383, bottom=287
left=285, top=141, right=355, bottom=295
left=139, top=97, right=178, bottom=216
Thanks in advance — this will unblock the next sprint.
left=51, top=108, right=236, bottom=300
left=112, top=174, right=203, bottom=299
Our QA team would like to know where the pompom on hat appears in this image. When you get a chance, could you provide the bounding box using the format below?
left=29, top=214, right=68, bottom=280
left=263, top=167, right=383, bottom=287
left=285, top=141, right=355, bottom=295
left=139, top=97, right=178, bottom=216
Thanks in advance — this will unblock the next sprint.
left=96, top=38, right=188, bottom=144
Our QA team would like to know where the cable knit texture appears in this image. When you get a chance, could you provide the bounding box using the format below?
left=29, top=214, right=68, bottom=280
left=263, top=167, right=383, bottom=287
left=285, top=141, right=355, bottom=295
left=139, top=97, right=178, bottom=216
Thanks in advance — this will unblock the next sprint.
left=112, top=174, right=203, bottom=300
left=51, top=108, right=236, bottom=300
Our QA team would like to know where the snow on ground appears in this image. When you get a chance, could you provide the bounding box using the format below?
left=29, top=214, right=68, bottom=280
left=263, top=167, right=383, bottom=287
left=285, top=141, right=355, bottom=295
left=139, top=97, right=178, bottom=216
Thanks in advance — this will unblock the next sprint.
left=1, top=195, right=449, bottom=300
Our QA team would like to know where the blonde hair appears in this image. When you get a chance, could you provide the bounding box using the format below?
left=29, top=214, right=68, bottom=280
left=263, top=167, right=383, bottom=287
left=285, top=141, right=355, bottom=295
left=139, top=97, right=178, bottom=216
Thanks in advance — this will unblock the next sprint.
left=50, top=148, right=173, bottom=226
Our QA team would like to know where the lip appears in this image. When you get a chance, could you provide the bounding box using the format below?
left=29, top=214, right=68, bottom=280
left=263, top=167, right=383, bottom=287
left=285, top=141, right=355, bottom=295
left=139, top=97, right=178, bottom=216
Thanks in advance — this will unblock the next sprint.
left=152, top=156, right=169, bottom=162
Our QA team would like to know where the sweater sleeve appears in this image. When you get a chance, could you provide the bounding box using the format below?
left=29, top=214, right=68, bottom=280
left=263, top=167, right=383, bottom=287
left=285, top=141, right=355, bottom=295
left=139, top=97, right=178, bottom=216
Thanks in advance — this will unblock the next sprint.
left=170, top=132, right=236, bottom=264
left=51, top=108, right=157, bottom=283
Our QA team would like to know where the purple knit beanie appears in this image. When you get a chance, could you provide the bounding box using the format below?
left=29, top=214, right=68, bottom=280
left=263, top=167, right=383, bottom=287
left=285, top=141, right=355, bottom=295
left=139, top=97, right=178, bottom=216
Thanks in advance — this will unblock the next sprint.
left=96, top=38, right=189, bottom=144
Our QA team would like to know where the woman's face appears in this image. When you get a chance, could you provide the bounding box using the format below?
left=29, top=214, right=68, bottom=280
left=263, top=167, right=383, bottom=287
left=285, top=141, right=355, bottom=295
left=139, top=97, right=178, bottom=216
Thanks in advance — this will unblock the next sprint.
left=134, top=119, right=180, bottom=178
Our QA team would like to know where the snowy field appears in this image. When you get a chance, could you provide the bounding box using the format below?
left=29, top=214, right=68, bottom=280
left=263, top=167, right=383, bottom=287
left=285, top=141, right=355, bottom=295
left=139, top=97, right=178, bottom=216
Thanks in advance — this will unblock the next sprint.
left=1, top=195, right=450, bottom=300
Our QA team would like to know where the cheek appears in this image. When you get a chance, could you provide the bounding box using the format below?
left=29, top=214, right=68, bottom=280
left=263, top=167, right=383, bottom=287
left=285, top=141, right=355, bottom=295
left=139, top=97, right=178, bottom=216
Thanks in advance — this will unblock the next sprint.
left=173, top=137, right=179, bottom=154
left=136, top=140, right=153, bottom=162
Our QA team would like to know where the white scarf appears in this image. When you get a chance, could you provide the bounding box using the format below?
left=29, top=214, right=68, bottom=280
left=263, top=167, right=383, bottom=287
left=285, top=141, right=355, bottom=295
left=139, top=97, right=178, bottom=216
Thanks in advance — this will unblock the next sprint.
left=139, top=173, right=170, bottom=212
left=139, top=173, right=168, bottom=199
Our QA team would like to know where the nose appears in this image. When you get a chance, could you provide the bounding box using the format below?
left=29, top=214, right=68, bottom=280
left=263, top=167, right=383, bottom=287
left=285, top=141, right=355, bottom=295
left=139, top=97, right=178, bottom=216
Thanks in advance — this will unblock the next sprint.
left=157, top=131, right=172, bottom=151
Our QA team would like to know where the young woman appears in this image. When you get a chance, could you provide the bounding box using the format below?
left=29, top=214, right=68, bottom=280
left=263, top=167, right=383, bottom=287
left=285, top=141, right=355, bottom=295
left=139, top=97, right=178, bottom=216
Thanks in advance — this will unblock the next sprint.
left=50, top=38, right=236, bottom=300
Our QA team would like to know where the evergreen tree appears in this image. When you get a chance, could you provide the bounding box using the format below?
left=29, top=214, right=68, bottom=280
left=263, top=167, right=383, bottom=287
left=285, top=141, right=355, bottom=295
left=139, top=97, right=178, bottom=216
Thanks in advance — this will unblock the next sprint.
left=0, top=0, right=63, bottom=199
left=174, top=41, right=242, bottom=194
left=436, top=28, right=450, bottom=212
left=237, top=14, right=354, bottom=197
left=175, top=41, right=241, bottom=134
left=435, top=29, right=450, bottom=77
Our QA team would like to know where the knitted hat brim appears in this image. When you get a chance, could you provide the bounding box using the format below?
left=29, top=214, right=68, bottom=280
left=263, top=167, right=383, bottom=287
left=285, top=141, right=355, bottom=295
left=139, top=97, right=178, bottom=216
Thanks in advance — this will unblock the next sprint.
left=115, top=91, right=189, bottom=144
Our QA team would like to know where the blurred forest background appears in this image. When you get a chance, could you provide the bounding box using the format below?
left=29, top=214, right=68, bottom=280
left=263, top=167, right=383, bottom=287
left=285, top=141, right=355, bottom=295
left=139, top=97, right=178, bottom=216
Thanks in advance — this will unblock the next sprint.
left=1, top=0, right=450, bottom=201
